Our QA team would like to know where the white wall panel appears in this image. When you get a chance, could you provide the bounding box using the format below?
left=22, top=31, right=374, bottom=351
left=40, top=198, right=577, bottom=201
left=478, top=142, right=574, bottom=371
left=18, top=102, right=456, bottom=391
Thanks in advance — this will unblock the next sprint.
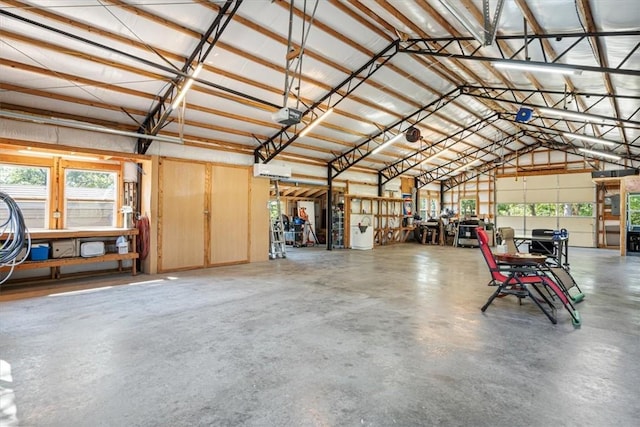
left=348, top=183, right=378, bottom=196
left=559, top=218, right=595, bottom=247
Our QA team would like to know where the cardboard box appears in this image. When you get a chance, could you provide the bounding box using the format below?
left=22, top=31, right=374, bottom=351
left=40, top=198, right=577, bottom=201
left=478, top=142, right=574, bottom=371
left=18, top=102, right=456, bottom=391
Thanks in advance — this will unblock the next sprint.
left=51, top=239, right=78, bottom=258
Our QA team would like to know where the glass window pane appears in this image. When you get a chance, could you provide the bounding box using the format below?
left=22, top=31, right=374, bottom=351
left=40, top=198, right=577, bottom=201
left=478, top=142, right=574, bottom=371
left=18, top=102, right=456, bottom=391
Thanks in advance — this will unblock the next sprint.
left=460, top=198, right=476, bottom=216
left=430, top=200, right=438, bottom=218
left=65, top=169, right=117, bottom=228
left=0, top=164, right=49, bottom=228
left=628, top=195, right=640, bottom=228
left=525, top=203, right=557, bottom=216
left=560, top=203, right=594, bottom=217
left=497, top=203, right=525, bottom=216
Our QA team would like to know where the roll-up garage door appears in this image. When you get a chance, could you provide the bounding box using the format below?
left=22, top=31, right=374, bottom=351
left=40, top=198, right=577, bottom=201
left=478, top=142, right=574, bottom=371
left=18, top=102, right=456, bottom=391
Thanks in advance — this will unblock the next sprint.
left=496, top=172, right=595, bottom=247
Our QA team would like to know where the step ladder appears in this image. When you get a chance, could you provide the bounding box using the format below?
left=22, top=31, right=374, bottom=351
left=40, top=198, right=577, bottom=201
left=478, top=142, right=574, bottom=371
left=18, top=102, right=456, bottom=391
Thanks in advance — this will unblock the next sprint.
left=269, top=181, right=286, bottom=259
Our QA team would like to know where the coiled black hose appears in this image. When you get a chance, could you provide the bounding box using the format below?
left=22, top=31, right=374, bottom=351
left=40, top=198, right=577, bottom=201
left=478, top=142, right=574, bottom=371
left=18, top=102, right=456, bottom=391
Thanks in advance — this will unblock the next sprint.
left=1, top=191, right=31, bottom=284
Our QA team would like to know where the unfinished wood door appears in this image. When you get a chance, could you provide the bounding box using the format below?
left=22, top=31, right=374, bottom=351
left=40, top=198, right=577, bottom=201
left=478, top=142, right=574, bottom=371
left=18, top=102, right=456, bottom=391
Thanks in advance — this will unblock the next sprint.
left=159, top=159, right=206, bottom=271
left=209, top=165, right=249, bottom=265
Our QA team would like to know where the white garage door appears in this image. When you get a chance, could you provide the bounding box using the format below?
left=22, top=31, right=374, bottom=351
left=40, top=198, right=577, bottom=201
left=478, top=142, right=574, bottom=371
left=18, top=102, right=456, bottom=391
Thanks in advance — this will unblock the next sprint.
left=496, top=172, right=595, bottom=247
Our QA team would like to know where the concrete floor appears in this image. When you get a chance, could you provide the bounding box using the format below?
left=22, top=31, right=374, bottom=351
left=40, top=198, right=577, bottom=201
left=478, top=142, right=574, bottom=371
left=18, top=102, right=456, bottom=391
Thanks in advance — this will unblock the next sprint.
left=1, top=244, right=639, bottom=426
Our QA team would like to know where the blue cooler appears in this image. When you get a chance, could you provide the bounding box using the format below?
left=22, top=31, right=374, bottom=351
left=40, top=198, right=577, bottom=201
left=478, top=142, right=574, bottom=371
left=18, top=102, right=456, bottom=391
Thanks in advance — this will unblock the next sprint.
left=30, top=244, right=49, bottom=261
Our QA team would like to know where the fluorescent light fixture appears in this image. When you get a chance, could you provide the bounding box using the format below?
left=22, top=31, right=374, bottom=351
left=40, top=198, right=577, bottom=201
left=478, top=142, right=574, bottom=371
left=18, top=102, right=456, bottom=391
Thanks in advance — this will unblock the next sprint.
left=18, top=149, right=100, bottom=161
left=492, top=61, right=582, bottom=75
left=299, top=108, right=334, bottom=137
left=421, top=148, right=451, bottom=165
left=538, top=107, right=606, bottom=123
left=578, top=148, right=621, bottom=161
left=371, top=133, right=404, bottom=155
left=171, top=63, right=204, bottom=110
left=563, top=132, right=617, bottom=147
left=450, top=159, right=481, bottom=174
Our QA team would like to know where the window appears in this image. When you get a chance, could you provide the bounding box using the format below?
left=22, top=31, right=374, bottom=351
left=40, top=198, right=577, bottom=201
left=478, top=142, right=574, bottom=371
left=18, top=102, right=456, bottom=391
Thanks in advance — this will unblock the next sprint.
left=0, top=163, right=50, bottom=228
left=419, top=198, right=428, bottom=220
left=418, top=194, right=439, bottom=220
left=525, top=203, right=558, bottom=217
left=559, top=203, right=593, bottom=217
left=497, top=203, right=525, bottom=216
left=627, top=194, right=640, bottom=230
left=64, top=169, right=117, bottom=228
left=460, top=198, right=476, bottom=216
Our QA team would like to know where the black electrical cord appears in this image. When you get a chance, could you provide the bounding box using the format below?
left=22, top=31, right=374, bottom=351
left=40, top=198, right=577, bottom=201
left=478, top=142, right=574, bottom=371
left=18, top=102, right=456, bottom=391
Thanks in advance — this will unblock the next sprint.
left=1, top=191, right=31, bottom=284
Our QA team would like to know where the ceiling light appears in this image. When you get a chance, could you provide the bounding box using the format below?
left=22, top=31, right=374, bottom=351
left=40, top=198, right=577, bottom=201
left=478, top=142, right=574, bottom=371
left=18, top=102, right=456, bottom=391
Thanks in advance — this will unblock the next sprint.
left=563, top=132, right=617, bottom=147
left=171, top=63, right=204, bottom=110
left=299, top=108, right=334, bottom=137
left=578, top=148, right=621, bottom=160
left=450, top=159, right=481, bottom=174
left=538, top=107, right=607, bottom=123
left=492, top=61, right=582, bottom=75
left=421, top=149, right=451, bottom=165
left=372, top=133, right=404, bottom=155
left=18, top=150, right=100, bottom=161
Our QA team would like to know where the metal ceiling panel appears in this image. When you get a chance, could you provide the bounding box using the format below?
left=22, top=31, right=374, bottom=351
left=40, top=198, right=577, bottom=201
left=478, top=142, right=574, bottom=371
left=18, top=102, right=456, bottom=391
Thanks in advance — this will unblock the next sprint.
left=1, top=0, right=638, bottom=176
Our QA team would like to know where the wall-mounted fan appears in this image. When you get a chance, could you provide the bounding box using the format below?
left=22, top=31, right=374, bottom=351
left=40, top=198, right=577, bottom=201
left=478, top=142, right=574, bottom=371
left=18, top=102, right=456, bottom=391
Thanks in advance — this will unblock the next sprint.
left=405, top=127, right=421, bottom=142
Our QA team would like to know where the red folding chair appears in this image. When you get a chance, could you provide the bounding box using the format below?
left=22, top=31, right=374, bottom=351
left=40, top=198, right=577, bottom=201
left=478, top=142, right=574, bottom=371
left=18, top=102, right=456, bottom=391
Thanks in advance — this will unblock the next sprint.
left=477, top=228, right=581, bottom=326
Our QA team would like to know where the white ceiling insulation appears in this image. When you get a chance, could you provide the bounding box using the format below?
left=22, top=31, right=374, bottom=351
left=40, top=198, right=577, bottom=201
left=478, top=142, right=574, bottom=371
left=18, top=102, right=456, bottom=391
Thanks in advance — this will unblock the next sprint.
left=0, top=0, right=638, bottom=188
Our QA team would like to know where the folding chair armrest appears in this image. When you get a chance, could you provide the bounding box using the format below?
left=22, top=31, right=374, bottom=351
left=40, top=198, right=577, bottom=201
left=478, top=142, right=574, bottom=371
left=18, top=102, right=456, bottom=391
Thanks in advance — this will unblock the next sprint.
left=495, top=265, right=539, bottom=274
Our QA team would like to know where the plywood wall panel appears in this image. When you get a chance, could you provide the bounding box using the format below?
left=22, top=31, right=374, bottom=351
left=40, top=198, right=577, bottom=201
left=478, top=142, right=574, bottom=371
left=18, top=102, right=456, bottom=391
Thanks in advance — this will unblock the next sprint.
left=159, top=159, right=206, bottom=271
left=210, top=165, right=249, bottom=265
left=250, top=177, right=270, bottom=262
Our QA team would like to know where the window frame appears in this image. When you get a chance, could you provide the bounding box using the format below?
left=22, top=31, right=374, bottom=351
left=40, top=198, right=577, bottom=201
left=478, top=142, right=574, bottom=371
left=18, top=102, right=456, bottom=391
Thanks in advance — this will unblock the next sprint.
left=0, top=159, right=52, bottom=229
left=60, top=160, right=122, bottom=229
left=1, top=152, right=125, bottom=230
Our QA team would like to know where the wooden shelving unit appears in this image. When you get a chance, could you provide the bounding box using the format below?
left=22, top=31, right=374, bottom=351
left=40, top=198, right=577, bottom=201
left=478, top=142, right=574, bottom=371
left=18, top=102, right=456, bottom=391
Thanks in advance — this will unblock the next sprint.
left=594, top=178, right=621, bottom=249
left=1, top=228, right=139, bottom=281
left=344, top=195, right=412, bottom=247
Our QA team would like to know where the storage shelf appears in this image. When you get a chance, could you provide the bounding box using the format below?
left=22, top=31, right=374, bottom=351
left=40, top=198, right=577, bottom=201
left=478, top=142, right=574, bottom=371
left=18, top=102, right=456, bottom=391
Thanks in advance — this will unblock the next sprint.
left=7, top=253, right=139, bottom=272
left=1, top=228, right=139, bottom=280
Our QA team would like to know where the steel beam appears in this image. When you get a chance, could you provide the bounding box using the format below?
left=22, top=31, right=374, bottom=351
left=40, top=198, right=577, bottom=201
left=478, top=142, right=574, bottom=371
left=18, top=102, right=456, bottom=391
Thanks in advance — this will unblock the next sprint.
left=378, top=113, right=501, bottom=186
left=415, top=129, right=528, bottom=188
left=460, top=85, right=640, bottom=101
left=137, top=1, right=242, bottom=154
left=328, top=88, right=460, bottom=179
left=254, top=40, right=400, bottom=163
left=462, top=89, right=640, bottom=127
left=499, top=115, right=639, bottom=152
left=0, top=5, right=277, bottom=132
left=400, top=31, right=640, bottom=77
left=440, top=139, right=544, bottom=191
